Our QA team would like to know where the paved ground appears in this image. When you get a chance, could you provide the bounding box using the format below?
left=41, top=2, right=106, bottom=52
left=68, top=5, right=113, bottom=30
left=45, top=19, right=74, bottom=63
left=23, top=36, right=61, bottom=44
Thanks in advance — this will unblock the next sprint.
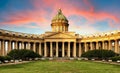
left=93, top=60, right=120, bottom=65
left=0, top=61, right=30, bottom=66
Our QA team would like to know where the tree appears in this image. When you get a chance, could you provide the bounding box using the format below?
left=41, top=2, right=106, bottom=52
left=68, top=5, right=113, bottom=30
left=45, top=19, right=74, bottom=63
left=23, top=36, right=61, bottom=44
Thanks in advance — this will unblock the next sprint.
left=81, top=49, right=116, bottom=60
left=7, top=49, right=42, bottom=60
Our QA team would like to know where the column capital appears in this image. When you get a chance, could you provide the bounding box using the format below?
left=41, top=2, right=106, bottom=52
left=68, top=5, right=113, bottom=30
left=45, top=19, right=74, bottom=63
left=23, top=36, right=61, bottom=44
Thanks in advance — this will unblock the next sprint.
left=115, top=39, right=118, bottom=41
left=68, top=42, right=71, bottom=43
left=50, top=42, right=53, bottom=43
left=90, top=42, right=93, bottom=43
left=102, top=40, right=105, bottom=42
left=96, top=41, right=99, bottom=43
left=56, top=41, right=58, bottom=43
left=8, top=40, right=11, bottom=42
left=33, top=42, right=36, bottom=44
left=15, top=40, right=18, bottom=42
left=22, top=41, right=24, bottom=43
left=84, top=42, right=87, bottom=44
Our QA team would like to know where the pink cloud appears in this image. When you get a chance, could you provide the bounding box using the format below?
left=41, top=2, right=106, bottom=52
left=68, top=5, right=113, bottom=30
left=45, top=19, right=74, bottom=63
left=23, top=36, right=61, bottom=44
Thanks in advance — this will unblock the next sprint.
left=0, top=9, right=49, bottom=27
left=0, top=0, right=120, bottom=33
left=83, top=0, right=94, bottom=12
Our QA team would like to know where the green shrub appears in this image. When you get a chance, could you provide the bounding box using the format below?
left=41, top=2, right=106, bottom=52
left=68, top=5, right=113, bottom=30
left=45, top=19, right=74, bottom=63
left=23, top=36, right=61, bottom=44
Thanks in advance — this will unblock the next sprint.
left=7, top=49, right=42, bottom=60
left=24, top=50, right=41, bottom=59
left=18, top=49, right=29, bottom=60
left=110, top=56, right=120, bottom=61
left=81, top=49, right=116, bottom=60
left=0, top=56, right=5, bottom=62
left=4, top=56, right=12, bottom=61
left=7, top=49, right=20, bottom=60
left=0, top=56, right=11, bottom=63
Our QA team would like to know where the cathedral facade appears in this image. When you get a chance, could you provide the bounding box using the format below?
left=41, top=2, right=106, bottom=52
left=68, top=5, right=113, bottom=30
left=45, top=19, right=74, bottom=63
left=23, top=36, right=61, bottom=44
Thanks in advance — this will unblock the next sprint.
left=0, top=9, right=120, bottom=57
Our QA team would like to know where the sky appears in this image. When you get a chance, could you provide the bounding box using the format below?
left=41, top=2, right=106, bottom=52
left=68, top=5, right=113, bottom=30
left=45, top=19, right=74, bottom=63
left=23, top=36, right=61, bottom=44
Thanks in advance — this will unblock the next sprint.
left=0, top=0, right=120, bottom=35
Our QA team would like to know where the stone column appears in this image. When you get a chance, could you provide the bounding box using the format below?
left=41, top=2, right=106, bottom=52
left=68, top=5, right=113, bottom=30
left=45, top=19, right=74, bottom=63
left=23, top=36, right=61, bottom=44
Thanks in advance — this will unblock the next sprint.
left=84, top=42, right=87, bottom=52
left=68, top=42, right=70, bottom=57
left=27, top=42, right=30, bottom=50
left=90, top=42, right=93, bottom=50
left=8, top=41, right=11, bottom=53
left=109, top=40, right=111, bottom=50
left=105, top=42, right=107, bottom=49
left=73, top=42, right=76, bottom=57
left=22, top=42, right=24, bottom=49
left=62, top=42, right=65, bottom=57
left=79, top=43, right=82, bottom=57
left=0, top=41, right=1, bottom=56
left=33, top=42, right=36, bottom=52
left=13, top=41, right=15, bottom=49
left=39, top=42, right=41, bottom=55
left=50, top=42, right=53, bottom=57
left=15, top=41, right=18, bottom=49
left=1, top=40, right=5, bottom=56
left=56, top=42, right=58, bottom=57
left=115, top=40, right=118, bottom=53
left=118, top=40, right=120, bottom=54
left=102, top=41, right=105, bottom=49
left=44, top=42, right=47, bottom=57
left=98, top=42, right=101, bottom=49
left=96, top=42, right=98, bottom=49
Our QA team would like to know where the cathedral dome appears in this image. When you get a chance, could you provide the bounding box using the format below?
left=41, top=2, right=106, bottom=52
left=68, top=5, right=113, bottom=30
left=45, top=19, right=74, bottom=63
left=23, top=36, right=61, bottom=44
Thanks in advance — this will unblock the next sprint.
left=51, top=9, right=69, bottom=32
left=52, top=9, right=68, bottom=23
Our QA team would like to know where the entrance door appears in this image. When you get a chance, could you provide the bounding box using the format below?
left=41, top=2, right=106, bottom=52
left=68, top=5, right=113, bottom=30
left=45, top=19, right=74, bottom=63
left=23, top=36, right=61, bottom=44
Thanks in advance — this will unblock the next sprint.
left=59, top=48, right=62, bottom=57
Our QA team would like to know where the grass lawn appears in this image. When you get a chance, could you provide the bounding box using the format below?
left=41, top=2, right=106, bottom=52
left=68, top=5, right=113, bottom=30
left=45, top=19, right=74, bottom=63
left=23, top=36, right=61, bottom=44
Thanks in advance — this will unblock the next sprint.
left=0, top=60, right=120, bottom=73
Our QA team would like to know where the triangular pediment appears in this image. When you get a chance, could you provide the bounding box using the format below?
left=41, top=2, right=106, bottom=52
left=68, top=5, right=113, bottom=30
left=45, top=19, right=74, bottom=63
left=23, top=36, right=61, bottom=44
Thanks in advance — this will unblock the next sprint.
left=44, top=32, right=76, bottom=39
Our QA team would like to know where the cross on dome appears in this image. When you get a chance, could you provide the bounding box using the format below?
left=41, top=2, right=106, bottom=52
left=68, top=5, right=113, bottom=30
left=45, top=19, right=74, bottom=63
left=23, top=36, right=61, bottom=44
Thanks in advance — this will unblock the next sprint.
left=58, top=8, right=62, bottom=14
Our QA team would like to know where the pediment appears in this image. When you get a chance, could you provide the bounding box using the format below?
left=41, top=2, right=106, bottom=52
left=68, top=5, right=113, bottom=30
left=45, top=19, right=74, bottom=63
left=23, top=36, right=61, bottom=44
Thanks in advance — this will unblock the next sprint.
left=44, top=32, right=76, bottom=39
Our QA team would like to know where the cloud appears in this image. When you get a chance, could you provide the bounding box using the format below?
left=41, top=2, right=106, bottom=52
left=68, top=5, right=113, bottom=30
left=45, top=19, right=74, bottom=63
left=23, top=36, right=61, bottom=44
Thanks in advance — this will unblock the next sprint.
left=0, top=0, right=120, bottom=34
left=0, top=9, right=50, bottom=26
left=83, top=0, right=94, bottom=12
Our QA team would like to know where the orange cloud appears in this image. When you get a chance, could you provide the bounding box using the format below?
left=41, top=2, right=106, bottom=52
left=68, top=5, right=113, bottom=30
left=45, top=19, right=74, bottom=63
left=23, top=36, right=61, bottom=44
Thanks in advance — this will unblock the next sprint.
left=58, top=0, right=120, bottom=28
left=0, top=0, right=120, bottom=32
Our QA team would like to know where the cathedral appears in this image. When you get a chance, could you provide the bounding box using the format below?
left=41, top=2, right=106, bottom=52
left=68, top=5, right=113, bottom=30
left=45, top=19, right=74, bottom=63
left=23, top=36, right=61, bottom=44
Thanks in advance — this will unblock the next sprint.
left=0, top=9, right=120, bottom=57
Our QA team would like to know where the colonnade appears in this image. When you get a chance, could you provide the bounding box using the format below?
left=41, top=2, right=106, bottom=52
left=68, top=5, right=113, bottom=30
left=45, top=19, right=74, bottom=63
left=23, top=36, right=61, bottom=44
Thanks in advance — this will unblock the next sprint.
left=0, top=40, right=42, bottom=56
left=44, top=42, right=77, bottom=57
left=81, top=39, right=120, bottom=54
left=0, top=39, right=120, bottom=57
